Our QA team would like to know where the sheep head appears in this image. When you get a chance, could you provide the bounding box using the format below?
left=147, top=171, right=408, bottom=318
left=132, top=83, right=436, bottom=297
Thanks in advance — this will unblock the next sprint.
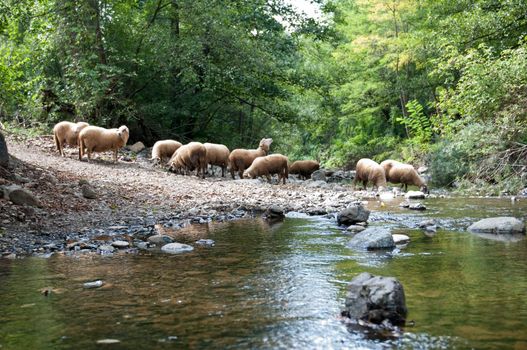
left=118, top=126, right=129, bottom=144
left=258, top=138, right=273, bottom=154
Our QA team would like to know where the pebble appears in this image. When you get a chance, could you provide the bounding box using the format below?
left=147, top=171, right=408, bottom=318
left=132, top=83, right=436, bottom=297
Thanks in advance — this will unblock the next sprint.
left=392, top=234, right=410, bottom=244
left=161, top=243, right=194, bottom=254
left=408, top=203, right=426, bottom=211
left=98, top=245, right=115, bottom=253
left=195, top=239, right=215, bottom=246
left=83, top=280, right=104, bottom=289
left=96, top=339, right=120, bottom=344
left=111, top=240, right=129, bottom=249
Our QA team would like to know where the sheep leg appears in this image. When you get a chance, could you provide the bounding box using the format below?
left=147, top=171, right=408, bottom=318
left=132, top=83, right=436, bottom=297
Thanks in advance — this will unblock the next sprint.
left=221, top=165, right=225, bottom=177
left=87, top=149, right=92, bottom=162
left=238, top=169, right=244, bottom=180
left=113, top=149, right=118, bottom=163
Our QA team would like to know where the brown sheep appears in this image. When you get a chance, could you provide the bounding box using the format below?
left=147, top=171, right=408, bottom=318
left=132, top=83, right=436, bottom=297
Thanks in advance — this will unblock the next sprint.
left=243, top=154, right=289, bottom=184
left=353, top=158, right=387, bottom=191
left=53, top=121, right=89, bottom=157
left=168, top=142, right=207, bottom=179
left=289, top=160, right=320, bottom=180
left=78, top=125, right=129, bottom=163
left=384, top=162, right=428, bottom=193
left=229, top=138, right=273, bottom=179
left=380, top=159, right=404, bottom=180
left=204, top=142, right=230, bottom=177
left=151, top=140, right=182, bottom=164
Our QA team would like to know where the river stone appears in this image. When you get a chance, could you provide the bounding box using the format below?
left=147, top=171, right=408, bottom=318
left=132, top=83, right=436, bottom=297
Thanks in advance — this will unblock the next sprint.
left=392, top=234, right=410, bottom=244
left=3, top=185, right=40, bottom=207
left=99, top=245, right=115, bottom=253
left=467, top=217, right=525, bottom=234
left=111, top=240, right=129, bottom=249
left=408, top=203, right=426, bottom=211
left=83, top=280, right=104, bottom=289
left=148, top=235, right=174, bottom=245
left=337, top=204, right=370, bottom=226
left=344, top=272, right=407, bottom=326
left=405, top=191, right=425, bottom=199
left=311, top=169, right=326, bottom=182
left=161, top=242, right=194, bottom=254
left=128, top=141, right=145, bottom=153
left=347, top=227, right=395, bottom=250
left=0, top=132, right=8, bottom=168
left=81, top=184, right=97, bottom=199
left=346, top=225, right=366, bottom=233
left=418, top=219, right=435, bottom=228
left=96, top=339, right=120, bottom=344
left=263, top=205, right=285, bottom=220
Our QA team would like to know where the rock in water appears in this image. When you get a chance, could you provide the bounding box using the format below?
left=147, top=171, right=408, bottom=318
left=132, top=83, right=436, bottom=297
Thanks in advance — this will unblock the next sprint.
left=83, top=280, right=104, bottom=289
left=392, top=234, right=410, bottom=244
left=405, top=191, right=425, bottom=199
left=344, top=272, right=407, bottom=326
left=161, top=243, right=194, bottom=254
left=263, top=205, right=285, bottom=220
left=467, top=217, right=525, bottom=234
left=0, top=132, right=8, bottom=168
left=347, top=227, right=395, bottom=250
left=148, top=235, right=174, bottom=245
left=337, top=204, right=370, bottom=226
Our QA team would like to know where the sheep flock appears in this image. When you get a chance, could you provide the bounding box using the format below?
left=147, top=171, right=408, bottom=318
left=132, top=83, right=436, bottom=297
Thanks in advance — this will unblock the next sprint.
left=52, top=120, right=428, bottom=192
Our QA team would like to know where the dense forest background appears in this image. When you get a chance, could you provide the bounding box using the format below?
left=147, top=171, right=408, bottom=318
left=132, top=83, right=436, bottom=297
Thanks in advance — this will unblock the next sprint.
left=1, top=0, right=526, bottom=193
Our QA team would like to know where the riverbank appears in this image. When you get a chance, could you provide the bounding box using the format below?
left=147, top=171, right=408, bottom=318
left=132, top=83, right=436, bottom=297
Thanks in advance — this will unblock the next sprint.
left=1, top=134, right=366, bottom=256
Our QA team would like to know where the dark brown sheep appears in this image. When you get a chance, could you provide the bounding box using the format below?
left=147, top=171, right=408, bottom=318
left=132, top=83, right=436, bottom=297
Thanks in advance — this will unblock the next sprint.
left=289, top=160, right=320, bottom=180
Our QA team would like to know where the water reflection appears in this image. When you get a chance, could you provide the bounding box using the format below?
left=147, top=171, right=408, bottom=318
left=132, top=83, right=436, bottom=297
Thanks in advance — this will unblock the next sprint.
left=1, top=198, right=527, bottom=349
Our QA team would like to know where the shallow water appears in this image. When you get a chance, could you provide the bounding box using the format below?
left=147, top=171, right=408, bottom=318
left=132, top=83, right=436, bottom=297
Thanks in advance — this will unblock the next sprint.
left=1, top=197, right=527, bottom=349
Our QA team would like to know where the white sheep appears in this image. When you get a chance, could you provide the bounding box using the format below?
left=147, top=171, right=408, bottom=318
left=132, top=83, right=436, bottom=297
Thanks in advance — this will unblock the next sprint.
left=78, top=125, right=129, bottom=162
left=53, top=121, right=89, bottom=157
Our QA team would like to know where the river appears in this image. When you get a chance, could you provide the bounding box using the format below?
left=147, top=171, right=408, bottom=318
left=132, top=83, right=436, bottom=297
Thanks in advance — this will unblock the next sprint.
left=1, top=197, right=526, bottom=349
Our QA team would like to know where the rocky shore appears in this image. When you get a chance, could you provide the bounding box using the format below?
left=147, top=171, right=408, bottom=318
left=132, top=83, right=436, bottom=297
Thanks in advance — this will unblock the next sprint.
left=0, top=134, right=368, bottom=257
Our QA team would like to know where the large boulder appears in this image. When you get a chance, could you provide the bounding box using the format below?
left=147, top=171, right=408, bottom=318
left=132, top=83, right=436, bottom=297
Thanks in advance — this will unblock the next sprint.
left=337, top=204, right=370, bottom=226
left=344, top=272, right=407, bottom=326
left=468, top=217, right=525, bottom=234
left=347, top=227, right=395, bottom=250
left=0, top=132, right=8, bottom=168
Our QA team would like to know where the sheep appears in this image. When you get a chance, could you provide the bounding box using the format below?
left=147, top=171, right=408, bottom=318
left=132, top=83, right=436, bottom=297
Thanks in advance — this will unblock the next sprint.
left=353, top=158, right=387, bottom=191
left=229, top=138, right=273, bottom=179
left=53, top=121, right=89, bottom=157
left=151, top=140, right=183, bottom=164
left=204, top=142, right=230, bottom=177
left=383, top=161, right=428, bottom=193
left=289, top=160, right=320, bottom=180
left=168, top=142, right=207, bottom=178
left=243, top=154, right=289, bottom=184
left=78, top=125, right=129, bottom=163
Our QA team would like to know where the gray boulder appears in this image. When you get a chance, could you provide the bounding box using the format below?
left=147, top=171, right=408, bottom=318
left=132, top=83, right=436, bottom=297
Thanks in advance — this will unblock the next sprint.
left=347, top=227, right=395, bottom=250
left=344, top=272, right=407, bottom=326
left=311, top=169, right=326, bottom=182
left=161, top=242, right=194, bottom=254
left=467, top=217, right=525, bottom=234
left=337, top=204, right=370, bottom=226
left=2, top=185, right=40, bottom=207
left=81, top=184, right=97, bottom=199
left=0, top=132, right=8, bottom=168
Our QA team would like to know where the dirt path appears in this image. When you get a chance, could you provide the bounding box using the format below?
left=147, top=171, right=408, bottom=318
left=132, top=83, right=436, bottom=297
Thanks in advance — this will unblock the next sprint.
left=1, top=134, right=361, bottom=254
